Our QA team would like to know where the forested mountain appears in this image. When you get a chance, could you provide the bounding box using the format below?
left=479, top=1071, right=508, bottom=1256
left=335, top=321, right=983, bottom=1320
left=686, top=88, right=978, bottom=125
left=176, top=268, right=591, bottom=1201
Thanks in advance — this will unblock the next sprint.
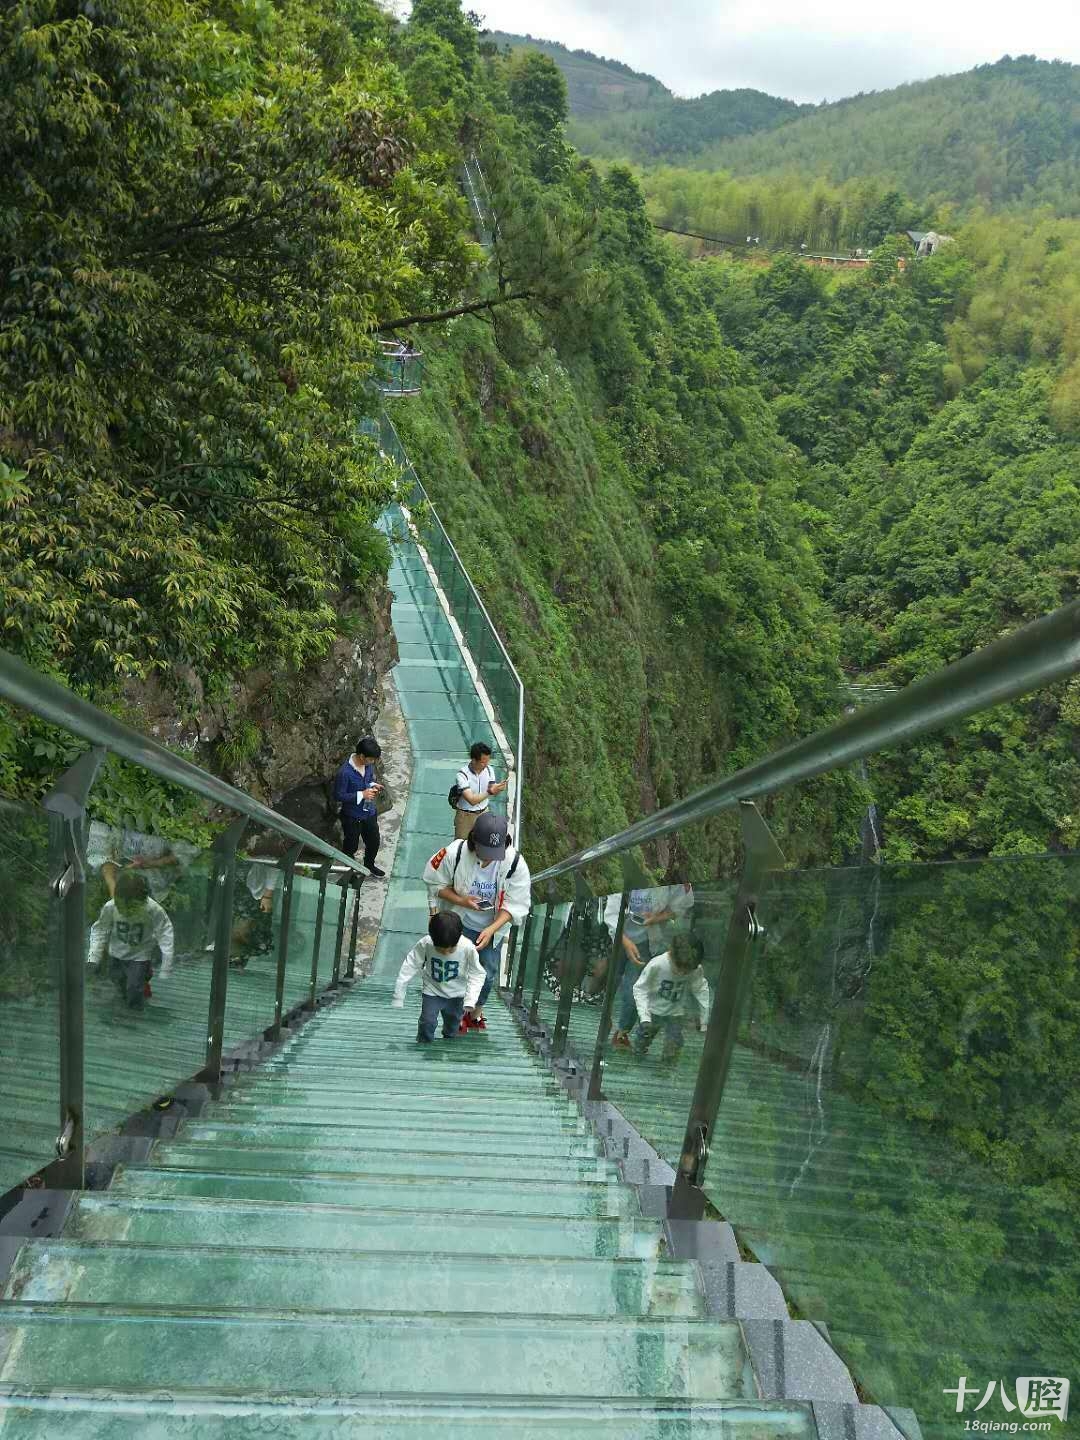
left=483, top=32, right=670, bottom=115
left=488, top=30, right=805, bottom=163
left=702, top=55, right=1080, bottom=215
left=498, top=35, right=1080, bottom=218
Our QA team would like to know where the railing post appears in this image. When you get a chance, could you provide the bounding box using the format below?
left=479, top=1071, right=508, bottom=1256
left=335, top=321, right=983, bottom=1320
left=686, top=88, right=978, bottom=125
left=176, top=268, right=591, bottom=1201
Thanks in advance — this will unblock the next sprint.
left=503, top=922, right=520, bottom=993
left=552, top=876, right=593, bottom=1058
left=42, top=746, right=106, bottom=1190
left=270, top=843, right=304, bottom=1039
left=669, top=802, right=785, bottom=1220
left=346, top=874, right=364, bottom=979
left=331, top=874, right=350, bottom=985
left=529, top=889, right=558, bottom=1025
left=307, top=861, right=332, bottom=1008
left=587, top=891, right=629, bottom=1101
left=202, top=817, right=248, bottom=1081
left=513, top=908, right=535, bottom=1005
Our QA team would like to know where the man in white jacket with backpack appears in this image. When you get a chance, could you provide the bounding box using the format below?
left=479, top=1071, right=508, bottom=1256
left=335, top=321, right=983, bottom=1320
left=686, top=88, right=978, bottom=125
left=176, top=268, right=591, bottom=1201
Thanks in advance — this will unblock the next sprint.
left=423, top=812, right=531, bottom=1031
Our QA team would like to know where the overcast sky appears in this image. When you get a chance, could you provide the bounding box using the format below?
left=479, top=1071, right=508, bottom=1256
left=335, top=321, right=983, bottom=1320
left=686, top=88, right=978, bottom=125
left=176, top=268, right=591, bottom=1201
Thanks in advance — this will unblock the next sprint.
left=462, top=0, right=1080, bottom=103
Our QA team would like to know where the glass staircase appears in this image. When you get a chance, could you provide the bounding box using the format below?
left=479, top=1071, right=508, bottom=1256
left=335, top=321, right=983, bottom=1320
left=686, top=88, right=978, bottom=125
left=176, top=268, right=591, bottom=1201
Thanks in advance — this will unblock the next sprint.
left=0, top=499, right=817, bottom=1436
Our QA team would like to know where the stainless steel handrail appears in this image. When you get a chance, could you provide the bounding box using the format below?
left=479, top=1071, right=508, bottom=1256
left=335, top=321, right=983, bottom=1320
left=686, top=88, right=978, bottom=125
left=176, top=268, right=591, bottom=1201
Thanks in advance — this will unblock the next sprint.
left=0, top=649, right=365, bottom=871
left=534, top=599, right=1080, bottom=881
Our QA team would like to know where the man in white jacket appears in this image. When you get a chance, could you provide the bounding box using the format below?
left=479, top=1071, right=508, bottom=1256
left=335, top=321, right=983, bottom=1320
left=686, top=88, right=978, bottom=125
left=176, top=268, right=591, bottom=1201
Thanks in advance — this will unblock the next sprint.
left=392, top=912, right=486, bottom=1041
left=631, top=933, right=710, bottom=1061
left=87, top=870, right=175, bottom=1010
left=423, top=812, right=531, bottom=1031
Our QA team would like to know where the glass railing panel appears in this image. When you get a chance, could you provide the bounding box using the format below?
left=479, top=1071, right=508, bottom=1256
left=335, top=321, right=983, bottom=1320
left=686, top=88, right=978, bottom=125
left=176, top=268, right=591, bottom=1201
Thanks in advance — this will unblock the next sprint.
left=220, top=856, right=282, bottom=1048
left=0, top=797, right=61, bottom=1192
left=704, top=851, right=1080, bottom=1434
left=81, top=821, right=216, bottom=1135
left=594, top=878, right=736, bottom=1174
left=291, top=867, right=340, bottom=999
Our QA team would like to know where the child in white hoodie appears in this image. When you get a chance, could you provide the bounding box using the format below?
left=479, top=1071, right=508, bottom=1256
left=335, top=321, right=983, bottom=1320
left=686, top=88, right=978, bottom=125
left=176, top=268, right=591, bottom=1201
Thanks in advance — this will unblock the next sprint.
left=392, top=911, right=486, bottom=1042
left=88, top=869, right=174, bottom=1010
left=632, top=932, right=710, bottom=1061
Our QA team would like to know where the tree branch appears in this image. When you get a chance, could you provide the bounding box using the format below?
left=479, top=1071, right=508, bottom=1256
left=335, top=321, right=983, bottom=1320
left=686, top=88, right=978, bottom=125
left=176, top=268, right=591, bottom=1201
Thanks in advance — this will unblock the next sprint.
left=372, top=293, right=535, bottom=332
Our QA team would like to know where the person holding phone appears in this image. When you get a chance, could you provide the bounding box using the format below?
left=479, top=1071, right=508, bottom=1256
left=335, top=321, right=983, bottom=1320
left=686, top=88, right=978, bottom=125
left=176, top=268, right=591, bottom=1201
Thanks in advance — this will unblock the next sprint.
left=333, top=736, right=385, bottom=877
left=453, top=741, right=507, bottom=841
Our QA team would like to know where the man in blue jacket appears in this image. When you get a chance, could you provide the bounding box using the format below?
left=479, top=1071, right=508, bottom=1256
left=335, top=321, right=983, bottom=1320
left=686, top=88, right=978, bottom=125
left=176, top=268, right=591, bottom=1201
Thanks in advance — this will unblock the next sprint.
left=333, top=736, right=385, bottom=877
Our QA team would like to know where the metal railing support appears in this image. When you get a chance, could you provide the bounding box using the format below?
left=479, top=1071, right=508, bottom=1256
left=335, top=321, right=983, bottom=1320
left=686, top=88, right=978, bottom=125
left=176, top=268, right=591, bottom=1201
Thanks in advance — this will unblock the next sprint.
left=529, top=891, right=557, bottom=1025
left=346, top=875, right=364, bottom=979
left=513, top=908, right=535, bottom=1005
left=42, top=746, right=106, bottom=1189
left=331, top=874, right=350, bottom=985
left=307, top=862, right=332, bottom=1008
left=587, top=891, right=629, bottom=1101
left=202, top=818, right=249, bottom=1081
left=552, top=876, right=594, bottom=1058
left=270, top=844, right=304, bottom=1039
left=669, top=802, right=786, bottom=1220
left=504, top=921, right=521, bottom=990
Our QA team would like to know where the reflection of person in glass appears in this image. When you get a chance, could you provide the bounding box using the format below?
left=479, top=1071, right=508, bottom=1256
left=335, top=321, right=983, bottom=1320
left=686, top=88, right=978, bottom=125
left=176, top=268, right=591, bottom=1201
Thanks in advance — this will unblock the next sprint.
left=229, top=862, right=279, bottom=970
left=85, top=821, right=196, bottom=904
left=631, top=933, right=710, bottom=1061
left=87, top=870, right=174, bottom=1010
left=605, top=884, right=694, bottom=1049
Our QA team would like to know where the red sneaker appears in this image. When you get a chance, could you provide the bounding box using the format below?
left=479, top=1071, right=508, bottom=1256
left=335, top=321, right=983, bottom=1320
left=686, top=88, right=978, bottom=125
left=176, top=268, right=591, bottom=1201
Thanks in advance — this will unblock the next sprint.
left=144, top=980, right=153, bottom=999
left=458, top=1013, right=472, bottom=1033
left=472, top=1013, right=488, bottom=1031
left=610, top=1030, right=631, bottom=1049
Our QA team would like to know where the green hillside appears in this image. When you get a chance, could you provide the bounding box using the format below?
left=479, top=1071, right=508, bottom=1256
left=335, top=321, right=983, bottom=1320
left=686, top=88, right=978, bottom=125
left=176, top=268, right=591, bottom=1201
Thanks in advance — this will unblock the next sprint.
left=484, top=32, right=670, bottom=115
left=487, top=31, right=804, bottom=163
left=703, top=55, right=1080, bottom=213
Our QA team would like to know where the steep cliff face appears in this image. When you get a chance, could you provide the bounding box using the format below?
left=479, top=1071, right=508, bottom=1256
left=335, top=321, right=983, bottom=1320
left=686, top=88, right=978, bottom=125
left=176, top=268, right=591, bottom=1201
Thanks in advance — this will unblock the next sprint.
left=122, top=585, right=398, bottom=851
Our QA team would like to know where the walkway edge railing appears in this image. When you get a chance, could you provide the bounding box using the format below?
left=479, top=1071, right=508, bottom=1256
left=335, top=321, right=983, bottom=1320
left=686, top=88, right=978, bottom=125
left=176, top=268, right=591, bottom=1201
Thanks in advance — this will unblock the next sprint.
left=0, top=646, right=368, bottom=1192
left=0, top=649, right=365, bottom=872
left=515, top=595, right=1080, bottom=1205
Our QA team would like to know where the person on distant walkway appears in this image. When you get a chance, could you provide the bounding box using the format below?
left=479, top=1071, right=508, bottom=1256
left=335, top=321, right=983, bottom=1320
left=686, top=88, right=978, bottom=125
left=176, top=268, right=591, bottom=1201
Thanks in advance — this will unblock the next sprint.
left=453, top=741, right=507, bottom=841
left=392, top=911, right=486, bottom=1042
left=423, top=812, right=531, bottom=1031
left=88, top=870, right=174, bottom=1010
left=333, top=737, right=385, bottom=877
left=631, top=933, right=710, bottom=1062
left=606, top=883, right=695, bottom=1049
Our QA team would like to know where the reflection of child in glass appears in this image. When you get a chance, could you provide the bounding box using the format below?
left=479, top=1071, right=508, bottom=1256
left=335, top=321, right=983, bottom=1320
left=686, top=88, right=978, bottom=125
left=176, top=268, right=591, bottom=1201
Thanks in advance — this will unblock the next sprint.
left=88, top=870, right=174, bottom=1010
left=631, top=933, right=709, bottom=1061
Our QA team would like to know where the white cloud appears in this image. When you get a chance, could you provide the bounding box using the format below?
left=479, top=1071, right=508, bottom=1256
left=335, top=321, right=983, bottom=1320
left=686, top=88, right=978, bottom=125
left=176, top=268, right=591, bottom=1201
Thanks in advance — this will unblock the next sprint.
left=470, top=0, right=1080, bottom=101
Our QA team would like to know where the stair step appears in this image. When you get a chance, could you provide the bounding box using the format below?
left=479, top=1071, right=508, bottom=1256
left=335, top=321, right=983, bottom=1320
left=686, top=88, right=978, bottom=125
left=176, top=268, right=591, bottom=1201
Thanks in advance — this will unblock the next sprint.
left=68, top=1195, right=663, bottom=1259
left=0, top=1392, right=817, bottom=1438
left=221, top=1084, right=577, bottom=1114
left=109, top=1166, right=637, bottom=1218
left=204, top=1100, right=593, bottom=1134
left=6, top=1241, right=705, bottom=1318
left=181, top=1122, right=603, bottom=1158
left=147, top=1141, right=620, bottom=1183
left=0, top=1304, right=752, bottom=1402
